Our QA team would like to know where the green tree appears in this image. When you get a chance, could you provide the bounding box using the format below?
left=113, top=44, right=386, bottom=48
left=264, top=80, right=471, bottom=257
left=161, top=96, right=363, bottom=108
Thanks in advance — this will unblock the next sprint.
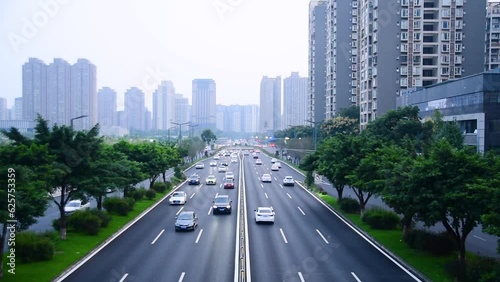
left=201, top=129, right=217, bottom=145
left=478, top=152, right=500, bottom=254
left=320, top=116, right=359, bottom=138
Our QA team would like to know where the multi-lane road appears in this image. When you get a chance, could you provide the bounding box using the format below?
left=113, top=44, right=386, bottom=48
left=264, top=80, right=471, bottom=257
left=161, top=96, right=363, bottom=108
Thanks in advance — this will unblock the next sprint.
left=56, top=148, right=424, bottom=282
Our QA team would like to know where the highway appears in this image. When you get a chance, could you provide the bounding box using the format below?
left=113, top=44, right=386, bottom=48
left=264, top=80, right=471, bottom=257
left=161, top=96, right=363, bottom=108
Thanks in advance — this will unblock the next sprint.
left=57, top=148, right=423, bottom=282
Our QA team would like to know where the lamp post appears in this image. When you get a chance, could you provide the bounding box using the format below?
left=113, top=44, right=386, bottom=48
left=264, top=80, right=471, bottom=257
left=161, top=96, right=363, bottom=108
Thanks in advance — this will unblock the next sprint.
left=171, top=121, right=190, bottom=145
left=71, top=115, right=88, bottom=129
left=305, top=119, right=322, bottom=150
left=188, top=123, right=199, bottom=138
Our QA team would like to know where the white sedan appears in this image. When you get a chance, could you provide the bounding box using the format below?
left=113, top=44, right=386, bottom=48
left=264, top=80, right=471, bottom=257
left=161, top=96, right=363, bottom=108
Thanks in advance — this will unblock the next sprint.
left=283, top=176, right=295, bottom=186
left=195, top=162, right=205, bottom=169
left=261, top=173, right=272, bottom=182
left=169, top=191, right=187, bottom=205
left=210, top=161, right=217, bottom=167
left=255, top=207, right=275, bottom=224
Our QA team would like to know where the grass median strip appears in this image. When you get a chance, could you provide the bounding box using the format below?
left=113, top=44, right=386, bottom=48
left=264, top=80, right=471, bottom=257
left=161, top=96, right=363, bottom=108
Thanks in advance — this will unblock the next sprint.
left=317, top=193, right=454, bottom=282
left=2, top=190, right=172, bottom=282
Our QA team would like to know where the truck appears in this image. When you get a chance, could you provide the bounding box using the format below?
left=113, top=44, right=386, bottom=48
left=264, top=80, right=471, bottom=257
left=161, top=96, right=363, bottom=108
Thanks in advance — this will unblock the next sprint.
left=64, top=199, right=90, bottom=214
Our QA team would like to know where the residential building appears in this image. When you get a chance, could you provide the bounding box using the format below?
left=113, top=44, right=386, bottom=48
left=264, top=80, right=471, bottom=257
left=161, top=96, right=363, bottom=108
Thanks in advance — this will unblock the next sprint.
left=97, top=87, right=117, bottom=128
left=325, top=0, right=358, bottom=119
left=397, top=69, right=500, bottom=153
left=124, top=87, right=146, bottom=131
left=486, top=0, right=500, bottom=71
left=174, top=94, right=190, bottom=124
left=70, top=59, right=97, bottom=130
left=283, top=72, right=308, bottom=127
left=152, top=81, right=176, bottom=130
left=0, top=98, right=7, bottom=120
left=259, top=76, right=282, bottom=133
left=191, top=79, right=216, bottom=132
left=14, top=98, right=23, bottom=120
left=308, top=0, right=327, bottom=124
left=46, top=58, right=71, bottom=127
left=358, top=0, right=486, bottom=129
left=145, top=110, right=152, bottom=131
left=22, top=58, right=47, bottom=122
left=242, top=104, right=259, bottom=133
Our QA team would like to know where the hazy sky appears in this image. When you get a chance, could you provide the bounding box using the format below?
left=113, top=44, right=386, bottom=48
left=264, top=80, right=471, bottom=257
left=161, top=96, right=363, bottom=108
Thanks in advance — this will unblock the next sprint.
left=0, top=0, right=310, bottom=110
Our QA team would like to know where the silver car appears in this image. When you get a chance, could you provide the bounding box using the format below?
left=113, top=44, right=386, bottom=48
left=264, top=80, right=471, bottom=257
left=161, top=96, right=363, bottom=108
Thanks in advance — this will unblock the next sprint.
left=175, top=211, right=198, bottom=231
left=261, top=173, right=272, bottom=182
left=169, top=191, right=187, bottom=205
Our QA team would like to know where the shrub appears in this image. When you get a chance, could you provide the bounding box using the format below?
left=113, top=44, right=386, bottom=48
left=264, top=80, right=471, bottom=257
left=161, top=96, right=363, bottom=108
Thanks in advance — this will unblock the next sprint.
left=362, top=207, right=400, bottom=230
left=129, top=188, right=146, bottom=201
left=67, top=210, right=103, bottom=235
left=17, top=231, right=55, bottom=263
left=404, top=229, right=456, bottom=256
left=466, top=256, right=500, bottom=282
left=145, top=189, right=156, bottom=200
left=338, top=197, right=360, bottom=213
left=52, top=218, right=60, bottom=231
left=152, top=182, right=167, bottom=193
left=164, top=181, right=172, bottom=191
left=174, top=166, right=184, bottom=180
left=104, top=197, right=134, bottom=216
left=89, top=209, right=112, bottom=227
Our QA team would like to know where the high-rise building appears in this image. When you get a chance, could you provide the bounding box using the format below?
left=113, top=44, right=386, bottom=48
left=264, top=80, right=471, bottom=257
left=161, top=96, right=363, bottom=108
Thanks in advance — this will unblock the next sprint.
left=174, top=94, right=190, bottom=124
left=0, top=98, right=7, bottom=120
left=243, top=104, right=259, bottom=134
left=22, top=58, right=47, bottom=122
left=145, top=110, right=152, bottom=131
left=283, top=72, right=308, bottom=127
left=259, top=76, right=282, bottom=133
left=46, top=58, right=71, bottom=127
left=325, top=0, right=358, bottom=119
left=152, top=81, right=176, bottom=130
left=308, top=0, right=327, bottom=124
left=70, top=59, right=97, bottom=130
left=356, top=0, right=486, bottom=129
left=14, top=98, right=23, bottom=120
left=124, top=87, right=146, bottom=131
left=191, top=79, right=216, bottom=132
left=97, top=87, right=117, bottom=128
left=215, top=104, right=259, bottom=134
left=486, top=0, right=500, bottom=71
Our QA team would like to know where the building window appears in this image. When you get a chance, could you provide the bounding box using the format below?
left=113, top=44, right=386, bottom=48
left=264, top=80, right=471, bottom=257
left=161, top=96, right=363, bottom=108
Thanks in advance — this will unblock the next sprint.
left=442, top=44, right=450, bottom=52
left=441, top=67, right=450, bottom=75
left=401, top=32, right=408, bottom=40
left=441, top=32, right=450, bottom=41
left=442, top=21, right=450, bottom=29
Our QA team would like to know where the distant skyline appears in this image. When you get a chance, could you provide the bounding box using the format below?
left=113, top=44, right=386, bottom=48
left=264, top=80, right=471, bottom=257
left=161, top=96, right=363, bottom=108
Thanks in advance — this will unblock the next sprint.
left=0, top=0, right=309, bottom=110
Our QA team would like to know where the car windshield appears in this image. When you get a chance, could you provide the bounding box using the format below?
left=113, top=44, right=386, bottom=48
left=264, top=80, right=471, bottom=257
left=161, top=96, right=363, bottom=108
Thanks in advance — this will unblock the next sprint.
left=67, top=201, right=80, bottom=207
left=263, top=174, right=270, bottom=178
left=215, top=197, right=229, bottom=204
left=178, top=213, right=192, bottom=220
left=259, top=208, right=272, bottom=213
left=190, top=176, right=198, bottom=180
left=172, top=192, right=183, bottom=197
left=208, top=176, right=215, bottom=179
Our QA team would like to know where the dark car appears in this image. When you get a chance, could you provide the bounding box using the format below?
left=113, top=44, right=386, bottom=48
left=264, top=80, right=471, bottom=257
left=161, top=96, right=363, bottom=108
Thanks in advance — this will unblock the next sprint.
left=175, top=211, right=198, bottom=231
left=220, top=161, right=229, bottom=166
left=212, top=195, right=232, bottom=214
left=224, top=179, right=235, bottom=189
left=188, top=175, right=200, bottom=185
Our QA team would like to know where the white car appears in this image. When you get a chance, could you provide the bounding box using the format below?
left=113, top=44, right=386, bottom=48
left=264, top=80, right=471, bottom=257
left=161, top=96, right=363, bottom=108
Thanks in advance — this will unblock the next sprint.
left=231, top=158, right=238, bottom=163
left=64, top=200, right=90, bottom=214
left=275, top=162, right=282, bottom=168
left=225, top=171, right=235, bottom=180
left=271, top=164, right=279, bottom=171
left=261, top=173, right=272, bottom=182
left=218, top=166, right=228, bottom=173
left=283, top=176, right=295, bottom=186
left=195, top=162, right=205, bottom=169
left=255, top=207, right=275, bottom=223
left=169, top=191, right=187, bottom=205
left=271, top=158, right=277, bottom=163
left=210, top=161, right=217, bottom=167
left=255, top=159, right=263, bottom=165
left=214, top=155, right=220, bottom=160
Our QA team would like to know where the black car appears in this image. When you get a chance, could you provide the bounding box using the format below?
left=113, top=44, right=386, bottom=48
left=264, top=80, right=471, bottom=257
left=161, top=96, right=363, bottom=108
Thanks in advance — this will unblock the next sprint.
left=220, top=161, right=229, bottom=166
left=212, top=195, right=232, bottom=214
left=188, top=175, right=200, bottom=185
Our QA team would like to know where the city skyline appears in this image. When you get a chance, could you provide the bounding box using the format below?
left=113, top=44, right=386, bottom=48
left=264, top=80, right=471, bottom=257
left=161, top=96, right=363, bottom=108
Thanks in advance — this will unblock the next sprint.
left=0, top=0, right=310, bottom=109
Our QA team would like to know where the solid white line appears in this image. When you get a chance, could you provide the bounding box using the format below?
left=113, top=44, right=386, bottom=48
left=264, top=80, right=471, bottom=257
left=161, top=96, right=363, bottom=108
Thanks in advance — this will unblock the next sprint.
left=279, top=184, right=283, bottom=189
left=287, top=193, right=292, bottom=199
left=297, top=206, right=305, bottom=215
left=298, top=272, right=305, bottom=282
left=195, top=229, right=204, bottom=244
left=176, top=206, right=184, bottom=215
left=351, top=272, right=361, bottom=282
left=279, top=228, right=288, bottom=244
left=151, top=229, right=165, bottom=245
left=119, top=273, right=128, bottom=282
left=207, top=206, right=212, bottom=215
left=473, top=235, right=487, bottom=241
left=178, top=272, right=185, bottom=282
left=265, top=193, right=268, bottom=199
left=316, top=229, right=329, bottom=244
left=190, top=193, right=196, bottom=199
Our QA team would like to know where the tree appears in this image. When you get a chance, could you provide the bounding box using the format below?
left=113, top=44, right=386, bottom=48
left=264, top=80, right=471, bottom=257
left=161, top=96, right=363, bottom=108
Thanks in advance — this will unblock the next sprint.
left=320, top=116, right=359, bottom=138
left=201, top=129, right=217, bottom=145
left=478, top=152, right=500, bottom=254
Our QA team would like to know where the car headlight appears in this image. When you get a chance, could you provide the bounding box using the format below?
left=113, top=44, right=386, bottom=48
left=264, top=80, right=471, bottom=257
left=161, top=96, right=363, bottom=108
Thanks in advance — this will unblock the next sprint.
left=226, top=205, right=231, bottom=208
left=213, top=205, right=217, bottom=209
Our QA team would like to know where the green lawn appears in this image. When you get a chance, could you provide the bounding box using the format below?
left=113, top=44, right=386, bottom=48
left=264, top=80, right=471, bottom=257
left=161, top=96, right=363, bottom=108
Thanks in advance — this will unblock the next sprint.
left=318, top=194, right=454, bottom=282
left=2, top=190, right=172, bottom=282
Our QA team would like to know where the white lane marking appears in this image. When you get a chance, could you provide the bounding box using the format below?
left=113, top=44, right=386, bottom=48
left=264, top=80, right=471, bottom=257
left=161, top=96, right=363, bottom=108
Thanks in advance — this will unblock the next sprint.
left=176, top=207, right=184, bottom=215
left=216, top=192, right=219, bottom=197
left=265, top=193, right=268, bottom=199
left=274, top=177, right=277, bottom=181
left=279, top=184, right=283, bottom=189
left=207, top=206, right=212, bottom=215
left=190, top=193, right=196, bottom=199
left=178, top=272, right=186, bottom=282
left=279, top=228, right=288, bottom=244
left=473, top=235, right=487, bottom=241
left=297, top=206, right=305, bottom=215
left=151, top=229, right=165, bottom=245
left=219, top=184, right=222, bottom=188
left=195, top=229, right=204, bottom=244
left=261, top=184, right=264, bottom=188
left=119, top=273, right=128, bottom=282
left=298, top=272, right=305, bottom=282
left=287, top=193, right=292, bottom=199
left=316, top=229, right=329, bottom=244
left=351, top=272, right=361, bottom=282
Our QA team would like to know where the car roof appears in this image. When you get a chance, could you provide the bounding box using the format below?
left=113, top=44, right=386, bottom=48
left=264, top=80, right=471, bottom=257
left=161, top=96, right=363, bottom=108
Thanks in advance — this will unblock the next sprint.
left=179, top=211, right=195, bottom=216
left=263, top=173, right=270, bottom=176
left=285, top=176, right=293, bottom=178
left=257, top=207, right=273, bottom=211
left=215, top=194, right=229, bottom=198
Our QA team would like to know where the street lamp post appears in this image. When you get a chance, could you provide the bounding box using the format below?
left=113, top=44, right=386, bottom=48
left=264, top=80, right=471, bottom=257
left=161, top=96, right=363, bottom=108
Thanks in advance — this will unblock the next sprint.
left=188, top=123, right=199, bottom=138
left=70, top=115, right=88, bottom=129
left=171, top=121, right=190, bottom=145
